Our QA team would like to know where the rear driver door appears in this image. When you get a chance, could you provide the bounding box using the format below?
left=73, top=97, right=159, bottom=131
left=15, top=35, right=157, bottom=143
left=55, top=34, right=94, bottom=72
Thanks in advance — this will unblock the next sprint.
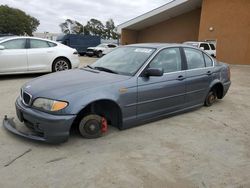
left=27, top=39, right=54, bottom=71
left=184, top=47, right=213, bottom=106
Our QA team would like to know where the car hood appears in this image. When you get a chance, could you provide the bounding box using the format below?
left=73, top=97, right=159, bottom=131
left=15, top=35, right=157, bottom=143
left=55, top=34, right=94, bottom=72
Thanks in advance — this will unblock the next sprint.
left=23, top=68, right=130, bottom=99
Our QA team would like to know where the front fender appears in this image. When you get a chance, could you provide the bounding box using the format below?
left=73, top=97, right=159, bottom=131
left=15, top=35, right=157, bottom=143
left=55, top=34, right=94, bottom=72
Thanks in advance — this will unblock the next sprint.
left=65, top=87, right=121, bottom=115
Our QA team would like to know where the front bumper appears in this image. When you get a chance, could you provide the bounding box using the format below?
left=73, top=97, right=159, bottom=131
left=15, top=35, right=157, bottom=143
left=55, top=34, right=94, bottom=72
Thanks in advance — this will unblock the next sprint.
left=3, top=98, right=76, bottom=144
left=86, top=50, right=95, bottom=56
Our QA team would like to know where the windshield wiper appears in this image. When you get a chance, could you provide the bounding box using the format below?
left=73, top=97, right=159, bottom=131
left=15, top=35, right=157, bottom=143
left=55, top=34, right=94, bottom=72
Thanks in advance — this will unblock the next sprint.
left=94, top=66, right=118, bottom=74
left=85, top=65, right=94, bottom=69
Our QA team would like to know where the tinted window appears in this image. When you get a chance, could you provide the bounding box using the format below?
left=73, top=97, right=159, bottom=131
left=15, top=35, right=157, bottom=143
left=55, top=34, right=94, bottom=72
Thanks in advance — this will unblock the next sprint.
left=107, top=44, right=116, bottom=48
left=200, top=43, right=210, bottom=50
left=209, top=44, right=215, bottom=50
left=1, top=39, right=26, bottom=49
left=184, top=48, right=205, bottom=69
left=204, top=53, right=213, bottom=67
left=149, top=48, right=182, bottom=73
left=30, top=39, right=50, bottom=48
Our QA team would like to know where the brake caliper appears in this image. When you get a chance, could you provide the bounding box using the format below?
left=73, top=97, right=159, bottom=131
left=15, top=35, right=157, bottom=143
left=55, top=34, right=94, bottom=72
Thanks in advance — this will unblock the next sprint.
left=101, top=117, right=108, bottom=133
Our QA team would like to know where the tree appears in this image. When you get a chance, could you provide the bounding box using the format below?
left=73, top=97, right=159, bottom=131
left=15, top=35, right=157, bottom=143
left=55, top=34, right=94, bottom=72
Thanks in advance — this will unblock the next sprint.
left=59, top=18, right=120, bottom=40
left=59, top=19, right=83, bottom=34
left=84, top=19, right=105, bottom=38
left=0, top=5, right=39, bottom=36
left=104, top=19, right=119, bottom=39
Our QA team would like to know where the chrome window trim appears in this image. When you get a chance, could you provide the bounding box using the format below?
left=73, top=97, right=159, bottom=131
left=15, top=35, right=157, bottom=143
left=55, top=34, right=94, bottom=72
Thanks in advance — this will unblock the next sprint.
left=135, top=45, right=216, bottom=77
left=163, top=70, right=186, bottom=75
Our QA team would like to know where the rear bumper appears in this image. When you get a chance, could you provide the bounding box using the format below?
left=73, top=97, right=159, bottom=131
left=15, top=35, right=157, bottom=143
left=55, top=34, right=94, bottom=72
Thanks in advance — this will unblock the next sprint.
left=70, top=55, right=80, bottom=69
left=223, top=81, right=231, bottom=97
left=3, top=98, right=76, bottom=144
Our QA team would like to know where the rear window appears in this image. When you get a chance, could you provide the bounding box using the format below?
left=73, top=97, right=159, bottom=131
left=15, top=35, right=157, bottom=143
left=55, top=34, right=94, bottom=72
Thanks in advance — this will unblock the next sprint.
left=184, top=48, right=205, bottom=69
left=48, top=42, right=57, bottom=47
left=30, top=39, right=50, bottom=48
left=203, top=53, right=213, bottom=67
left=30, top=39, right=57, bottom=48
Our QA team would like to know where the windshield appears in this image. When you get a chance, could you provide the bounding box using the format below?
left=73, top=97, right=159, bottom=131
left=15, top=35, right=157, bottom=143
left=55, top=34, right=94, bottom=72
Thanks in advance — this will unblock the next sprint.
left=91, top=46, right=156, bottom=76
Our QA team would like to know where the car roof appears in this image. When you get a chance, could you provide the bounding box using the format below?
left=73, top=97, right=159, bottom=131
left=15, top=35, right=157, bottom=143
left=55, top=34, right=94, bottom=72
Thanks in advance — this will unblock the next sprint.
left=0, top=36, right=57, bottom=43
left=127, top=43, right=192, bottom=50
left=184, top=41, right=210, bottom=44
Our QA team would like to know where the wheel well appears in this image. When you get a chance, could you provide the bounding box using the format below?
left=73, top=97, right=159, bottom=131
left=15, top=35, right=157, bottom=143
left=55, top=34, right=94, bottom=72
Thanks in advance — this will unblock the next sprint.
left=211, top=83, right=224, bottom=99
left=52, top=56, right=72, bottom=69
left=72, top=100, right=123, bottom=130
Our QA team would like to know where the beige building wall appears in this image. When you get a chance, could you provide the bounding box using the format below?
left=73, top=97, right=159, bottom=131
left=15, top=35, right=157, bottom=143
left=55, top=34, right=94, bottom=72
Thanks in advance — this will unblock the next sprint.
left=199, top=0, right=250, bottom=65
left=120, top=0, right=250, bottom=65
left=121, top=29, right=138, bottom=45
left=137, top=9, right=201, bottom=43
left=121, top=8, right=201, bottom=45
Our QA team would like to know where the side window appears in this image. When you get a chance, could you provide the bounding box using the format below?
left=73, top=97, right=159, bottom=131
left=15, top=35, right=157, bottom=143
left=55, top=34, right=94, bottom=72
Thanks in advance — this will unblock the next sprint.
left=203, top=53, right=213, bottom=67
left=149, top=48, right=182, bottom=73
left=209, top=44, right=215, bottom=50
left=200, top=43, right=210, bottom=50
left=1, top=39, right=26, bottom=49
left=48, top=42, right=57, bottom=47
left=184, top=48, right=205, bottom=69
left=30, top=39, right=50, bottom=48
left=108, top=44, right=117, bottom=48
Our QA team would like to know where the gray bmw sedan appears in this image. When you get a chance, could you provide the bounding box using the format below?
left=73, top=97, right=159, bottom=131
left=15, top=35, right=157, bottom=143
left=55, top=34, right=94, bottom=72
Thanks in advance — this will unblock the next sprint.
left=3, top=43, right=231, bottom=143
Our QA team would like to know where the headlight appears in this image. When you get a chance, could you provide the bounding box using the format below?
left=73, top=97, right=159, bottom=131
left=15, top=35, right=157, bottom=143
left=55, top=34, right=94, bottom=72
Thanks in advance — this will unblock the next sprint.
left=33, top=98, right=68, bottom=112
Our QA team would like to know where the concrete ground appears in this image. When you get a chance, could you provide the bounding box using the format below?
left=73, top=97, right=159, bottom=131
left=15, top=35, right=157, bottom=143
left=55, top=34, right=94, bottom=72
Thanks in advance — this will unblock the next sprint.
left=0, top=56, right=249, bottom=188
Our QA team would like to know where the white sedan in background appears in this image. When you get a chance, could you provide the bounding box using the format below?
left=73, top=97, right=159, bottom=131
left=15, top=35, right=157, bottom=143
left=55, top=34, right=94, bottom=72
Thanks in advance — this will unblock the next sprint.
left=86, top=43, right=118, bottom=57
left=0, top=36, right=80, bottom=75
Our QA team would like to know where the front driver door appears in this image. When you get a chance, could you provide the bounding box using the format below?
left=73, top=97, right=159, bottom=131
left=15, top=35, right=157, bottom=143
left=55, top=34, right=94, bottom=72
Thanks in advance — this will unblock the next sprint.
left=0, top=38, right=28, bottom=73
left=137, top=47, right=186, bottom=120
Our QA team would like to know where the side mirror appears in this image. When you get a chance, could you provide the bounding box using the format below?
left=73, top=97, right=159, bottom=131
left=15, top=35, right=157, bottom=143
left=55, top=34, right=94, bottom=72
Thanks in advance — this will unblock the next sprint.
left=0, top=45, right=5, bottom=50
left=145, top=68, right=164, bottom=77
left=200, top=46, right=205, bottom=50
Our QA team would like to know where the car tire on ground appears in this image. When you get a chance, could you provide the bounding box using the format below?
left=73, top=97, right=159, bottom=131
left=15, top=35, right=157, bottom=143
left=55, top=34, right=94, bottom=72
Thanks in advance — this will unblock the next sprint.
left=97, top=51, right=103, bottom=58
left=79, top=114, right=108, bottom=139
left=52, top=58, right=71, bottom=72
left=205, top=90, right=217, bottom=106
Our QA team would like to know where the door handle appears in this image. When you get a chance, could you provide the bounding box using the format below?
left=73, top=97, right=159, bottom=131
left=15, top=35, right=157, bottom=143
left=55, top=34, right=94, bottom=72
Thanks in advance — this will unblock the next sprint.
left=206, top=71, right=212, bottom=75
left=177, top=75, right=185, bottom=81
left=47, top=51, right=53, bottom=53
